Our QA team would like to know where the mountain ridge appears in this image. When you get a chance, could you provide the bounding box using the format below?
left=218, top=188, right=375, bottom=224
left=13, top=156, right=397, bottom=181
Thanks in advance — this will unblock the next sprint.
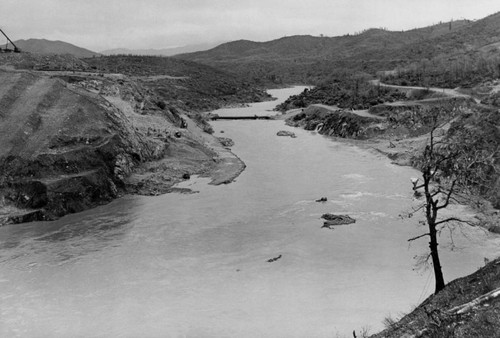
left=174, top=16, right=500, bottom=84
left=9, top=38, right=99, bottom=58
left=100, top=42, right=224, bottom=57
left=177, top=19, right=472, bottom=61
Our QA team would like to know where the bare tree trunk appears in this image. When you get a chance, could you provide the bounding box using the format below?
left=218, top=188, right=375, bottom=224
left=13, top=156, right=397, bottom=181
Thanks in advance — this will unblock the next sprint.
left=422, top=140, right=446, bottom=294
left=429, top=222, right=446, bottom=293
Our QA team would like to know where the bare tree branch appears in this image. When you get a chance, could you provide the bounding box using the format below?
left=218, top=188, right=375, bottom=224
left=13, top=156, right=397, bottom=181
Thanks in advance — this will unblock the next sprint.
left=411, top=203, right=426, bottom=213
left=431, top=188, right=443, bottom=198
left=435, top=217, right=476, bottom=227
left=436, top=180, right=457, bottom=210
left=408, top=233, right=430, bottom=242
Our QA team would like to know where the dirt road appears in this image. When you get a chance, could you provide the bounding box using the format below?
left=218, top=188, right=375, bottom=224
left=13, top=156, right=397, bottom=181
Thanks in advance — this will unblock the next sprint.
left=370, top=79, right=479, bottom=102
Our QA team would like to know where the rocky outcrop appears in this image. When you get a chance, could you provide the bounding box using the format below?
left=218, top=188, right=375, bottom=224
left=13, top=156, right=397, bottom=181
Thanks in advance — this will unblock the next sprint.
left=287, top=106, right=380, bottom=139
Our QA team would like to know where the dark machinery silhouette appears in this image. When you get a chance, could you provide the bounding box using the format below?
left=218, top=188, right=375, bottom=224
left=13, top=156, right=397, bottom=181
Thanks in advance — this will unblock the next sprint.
left=0, top=28, right=20, bottom=53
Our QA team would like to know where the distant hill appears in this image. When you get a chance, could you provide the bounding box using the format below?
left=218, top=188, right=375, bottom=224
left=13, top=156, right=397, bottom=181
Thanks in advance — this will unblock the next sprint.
left=177, top=19, right=472, bottom=62
left=9, top=39, right=100, bottom=58
left=175, top=14, right=500, bottom=84
left=100, top=42, right=225, bottom=57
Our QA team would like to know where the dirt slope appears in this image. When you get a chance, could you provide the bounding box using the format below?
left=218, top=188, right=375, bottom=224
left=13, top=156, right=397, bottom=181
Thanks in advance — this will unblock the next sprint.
left=370, top=258, right=500, bottom=338
left=0, top=66, right=247, bottom=224
left=0, top=69, right=164, bottom=223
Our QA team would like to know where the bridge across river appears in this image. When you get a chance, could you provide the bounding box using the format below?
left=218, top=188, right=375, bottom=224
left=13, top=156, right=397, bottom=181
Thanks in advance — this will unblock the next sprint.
left=209, top=115, right=273, bottom=121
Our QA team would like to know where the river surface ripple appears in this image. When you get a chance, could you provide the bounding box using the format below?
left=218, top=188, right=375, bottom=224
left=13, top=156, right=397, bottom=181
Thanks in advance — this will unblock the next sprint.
left=0, top=86, right=499, bottom=338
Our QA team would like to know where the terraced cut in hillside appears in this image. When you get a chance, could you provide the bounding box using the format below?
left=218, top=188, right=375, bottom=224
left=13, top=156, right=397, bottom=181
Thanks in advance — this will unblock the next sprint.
left=0, top=72, right=80, bottom=159
left=0, top=69, right=162, bottom=224
left=0, top=65, right=249, bottom=225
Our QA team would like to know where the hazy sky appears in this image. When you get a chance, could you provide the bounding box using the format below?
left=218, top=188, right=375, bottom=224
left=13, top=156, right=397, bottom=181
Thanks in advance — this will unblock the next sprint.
left=2, top=0, right=500, bottom=52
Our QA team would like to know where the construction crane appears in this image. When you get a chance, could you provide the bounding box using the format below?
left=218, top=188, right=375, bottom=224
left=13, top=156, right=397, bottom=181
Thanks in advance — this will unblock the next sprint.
left=0, top=28, right=20, bottom=53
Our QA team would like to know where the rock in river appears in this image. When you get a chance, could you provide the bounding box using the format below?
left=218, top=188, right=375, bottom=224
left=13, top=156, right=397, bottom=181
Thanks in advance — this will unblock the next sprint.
left=217, top=137, right=235, bottom=147
left=321, top=213, right=356, bottom=229
left=277, top=130, right=297, bottom=138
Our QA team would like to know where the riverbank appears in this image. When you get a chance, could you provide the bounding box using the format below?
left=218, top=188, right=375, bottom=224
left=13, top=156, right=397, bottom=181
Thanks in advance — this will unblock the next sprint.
left=106, top=93, right=247, bottom=194
left=278, top=105, right=426, bottom=165
left=124, top=112, right=246, bottom=196
left=280, top=101, right=499, bottom=219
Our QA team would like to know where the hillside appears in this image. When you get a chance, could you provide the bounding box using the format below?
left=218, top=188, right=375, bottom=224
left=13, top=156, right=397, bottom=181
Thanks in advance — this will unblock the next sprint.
left=0, top=52, right=90, bottom=71
left=369, top=257, right=500, bottom=338
left=178, top=21, right=468, bottom=63
left=0, top=52, right=271, bottom=113
left=0, top=69, right=159, bottom=222
left=175, top=15, right=500, bottom=85
left=9, top=39, right=100, bottom=58
left=82, top=55, right=272, bottom=111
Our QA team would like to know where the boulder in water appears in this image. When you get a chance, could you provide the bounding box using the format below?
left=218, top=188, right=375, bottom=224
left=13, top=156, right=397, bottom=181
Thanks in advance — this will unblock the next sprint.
left=217, top=137, right=235, bottom=147
left=277, top=130, right=297, bottom=138
left=321, top=214, right=356, bottom=229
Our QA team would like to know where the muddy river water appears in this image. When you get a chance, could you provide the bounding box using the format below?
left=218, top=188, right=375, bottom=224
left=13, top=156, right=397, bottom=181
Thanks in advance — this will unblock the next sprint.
left=1, top=87, right=498, bottom=337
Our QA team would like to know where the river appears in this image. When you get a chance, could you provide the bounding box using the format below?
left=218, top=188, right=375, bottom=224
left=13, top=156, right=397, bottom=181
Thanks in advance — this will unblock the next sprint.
left=0, top=86, right=498, bottom=337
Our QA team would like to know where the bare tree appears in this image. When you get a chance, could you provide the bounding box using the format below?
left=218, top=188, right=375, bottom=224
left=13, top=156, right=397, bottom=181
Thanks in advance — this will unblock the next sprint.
left=407, top=110, right=477, bottom=294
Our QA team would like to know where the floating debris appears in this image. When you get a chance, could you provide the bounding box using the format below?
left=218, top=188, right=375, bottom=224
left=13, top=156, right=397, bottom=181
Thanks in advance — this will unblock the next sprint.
left=267, top=254, right=282, bottom=263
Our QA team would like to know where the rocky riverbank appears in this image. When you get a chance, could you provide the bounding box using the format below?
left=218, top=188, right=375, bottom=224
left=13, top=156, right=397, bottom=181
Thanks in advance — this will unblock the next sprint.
left=282, top=99, right=500, bottom=213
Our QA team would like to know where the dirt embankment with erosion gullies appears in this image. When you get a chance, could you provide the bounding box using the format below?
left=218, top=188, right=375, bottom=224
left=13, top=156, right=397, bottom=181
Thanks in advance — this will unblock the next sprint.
left=0, top=53, right=255, bottom=225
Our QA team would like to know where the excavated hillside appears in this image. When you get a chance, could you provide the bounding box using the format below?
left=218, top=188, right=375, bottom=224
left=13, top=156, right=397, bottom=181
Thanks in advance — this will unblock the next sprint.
left=0, top=51, right=270, bottom=225
left=0, top=69, right=164, bottom=223
left=0, top=65, right=244, bottom=225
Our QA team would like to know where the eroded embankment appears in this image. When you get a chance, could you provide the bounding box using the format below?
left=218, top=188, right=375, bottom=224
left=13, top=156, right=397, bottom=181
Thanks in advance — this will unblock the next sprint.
left=0, top=69, right=245, bottom=225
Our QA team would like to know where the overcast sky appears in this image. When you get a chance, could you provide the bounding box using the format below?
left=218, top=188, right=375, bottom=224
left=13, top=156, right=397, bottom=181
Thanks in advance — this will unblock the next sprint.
left=2, top=0, right=500, bottom=52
